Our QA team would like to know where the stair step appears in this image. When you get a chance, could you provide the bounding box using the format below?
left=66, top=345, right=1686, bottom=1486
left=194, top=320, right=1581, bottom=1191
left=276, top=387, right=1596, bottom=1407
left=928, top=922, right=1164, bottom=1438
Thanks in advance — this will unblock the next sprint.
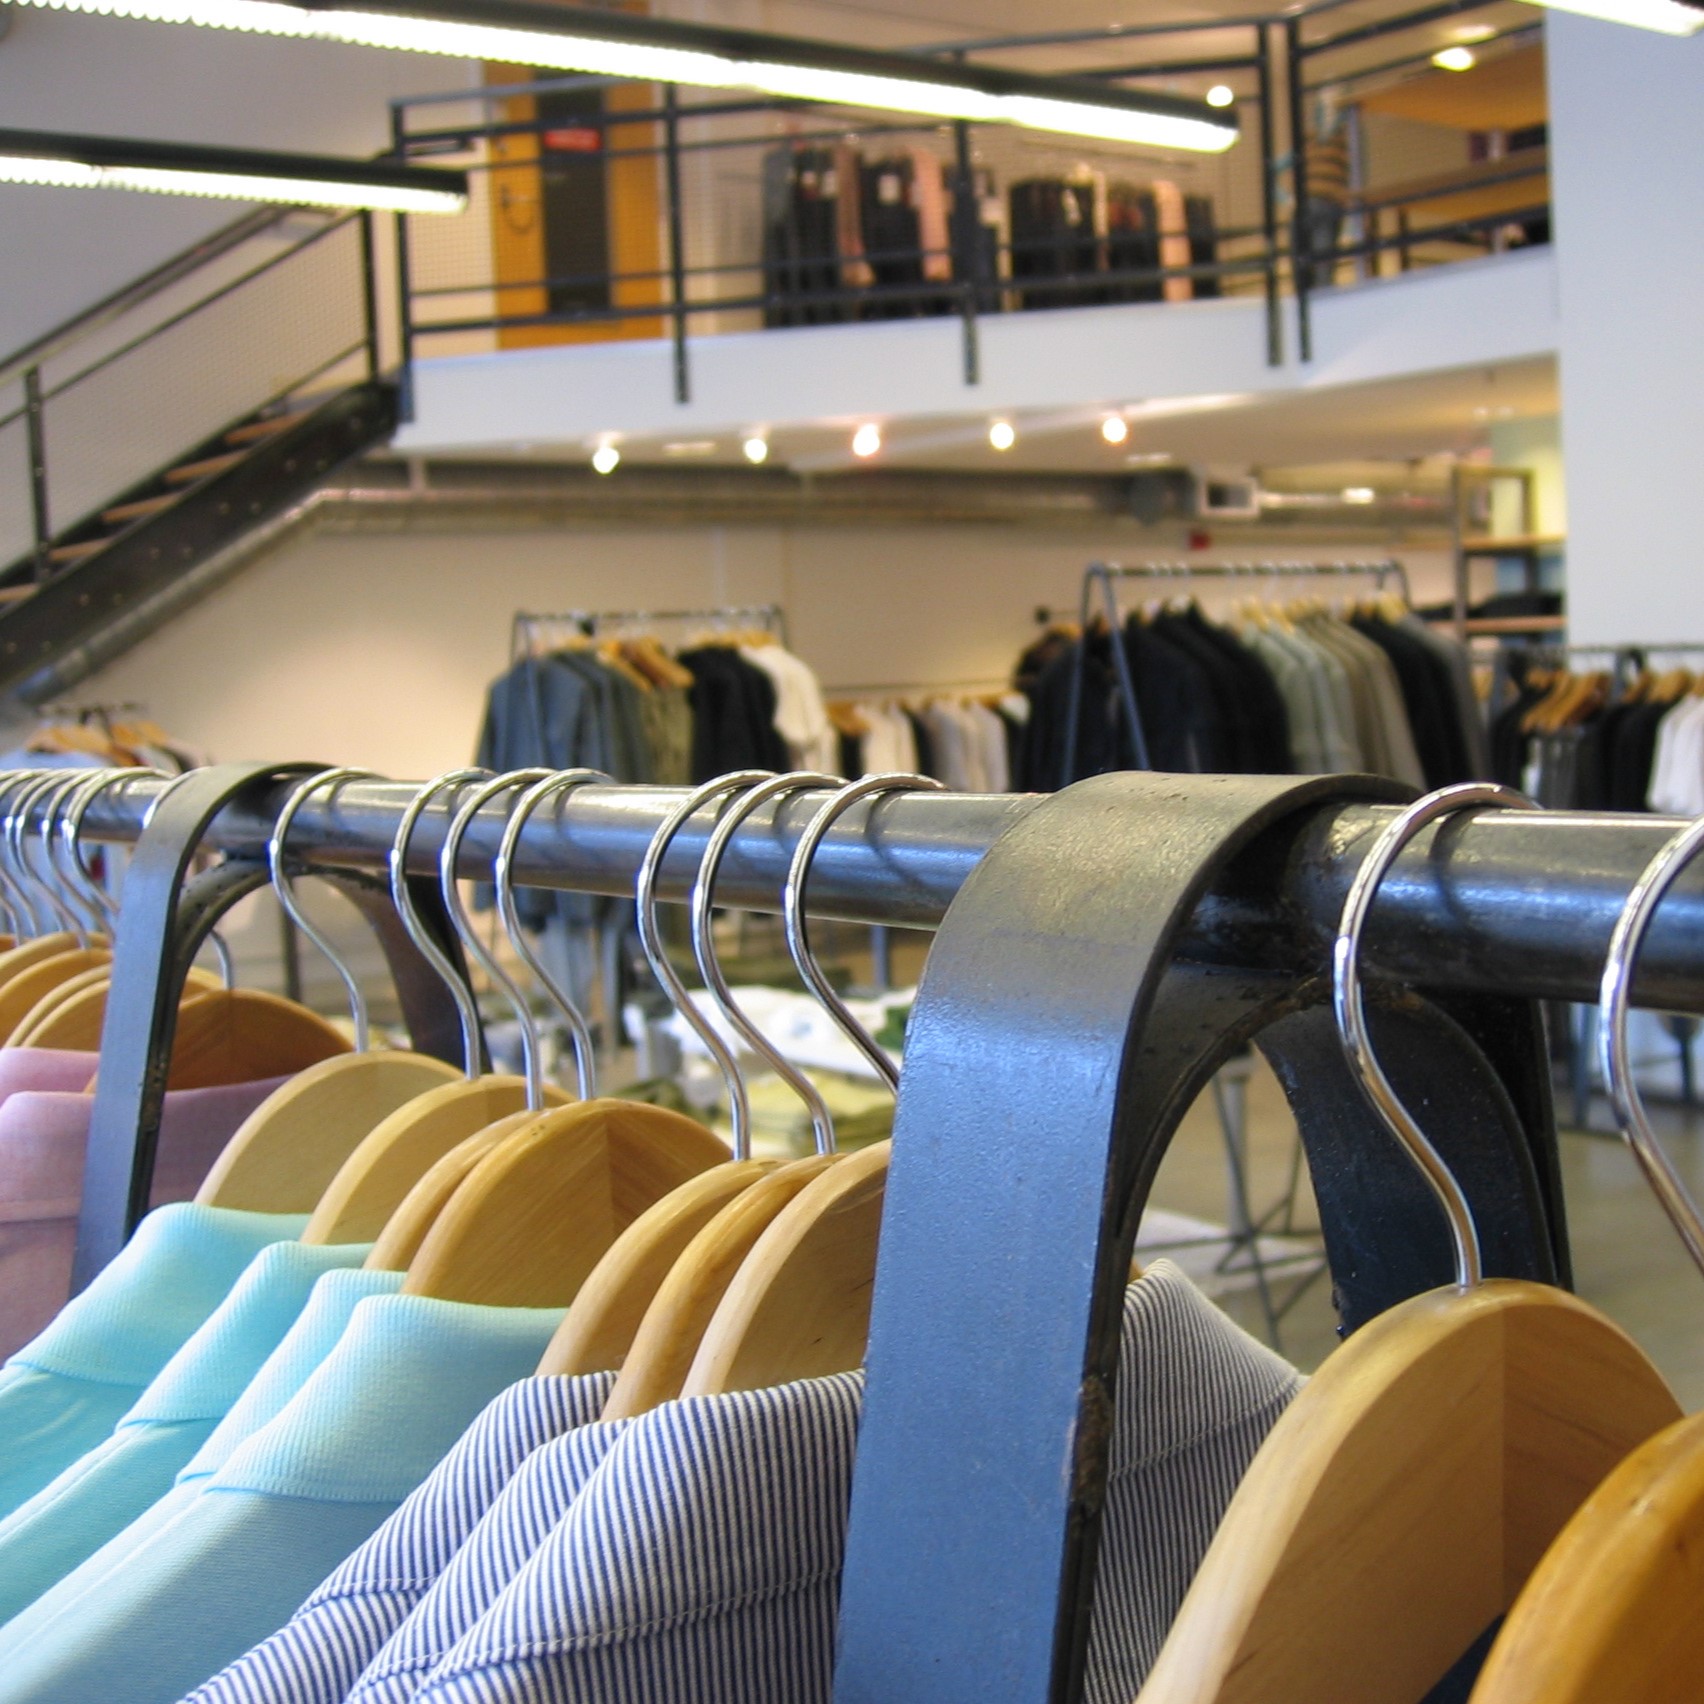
left=164, top=450, right=245, bottom=486
left=102, top=493, right=181, bottom=526
left=0, top=586, right=35, bottom=605
left=47, top=540, right=107, bottom=566
left=225, top=410, right=309, bottom=447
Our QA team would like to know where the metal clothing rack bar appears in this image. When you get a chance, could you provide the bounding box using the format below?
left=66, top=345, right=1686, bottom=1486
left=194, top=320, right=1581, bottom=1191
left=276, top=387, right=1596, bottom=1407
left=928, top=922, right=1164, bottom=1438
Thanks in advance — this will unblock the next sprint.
left=511, top=602, right=788, bottom=660
left=46, top=776, right=1704, bottom=1015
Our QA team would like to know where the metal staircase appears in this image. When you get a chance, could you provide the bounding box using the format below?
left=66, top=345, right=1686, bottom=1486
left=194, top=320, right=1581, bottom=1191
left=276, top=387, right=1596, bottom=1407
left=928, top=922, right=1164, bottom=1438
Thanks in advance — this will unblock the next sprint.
left=0, top=205, right=400, bottom=702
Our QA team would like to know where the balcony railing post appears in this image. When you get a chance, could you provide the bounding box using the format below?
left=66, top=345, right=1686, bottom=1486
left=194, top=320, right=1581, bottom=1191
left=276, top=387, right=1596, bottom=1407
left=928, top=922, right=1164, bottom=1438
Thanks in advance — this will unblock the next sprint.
left=23, top=365, right=51, bottom=582
left=1257, top=23, right=1283, bottom=368
left=663, top=85, right=691, bottom=406
left=358, top=210, right=381, bottom=383
left=1285, top=15, right=1314, bottom=364
left=952, top=118, right=981, bottom=388
left=389, top=105, right=416, bottom=422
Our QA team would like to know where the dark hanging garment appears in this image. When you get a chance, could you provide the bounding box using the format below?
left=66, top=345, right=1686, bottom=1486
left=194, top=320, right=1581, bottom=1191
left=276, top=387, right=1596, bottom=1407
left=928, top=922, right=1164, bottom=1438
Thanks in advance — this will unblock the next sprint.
left=1008, top=178, right=1097, bottom=309
left=861, top=156, right=926, bottom=317
left=762, top=147, right=845, bottom=327
left=904, top=706, right=937, bottom=780
left=1351, top=615, right=1469, bottom=787
left=1106, top=182, right=1163, bottom=303
left=1185, top=194, right=1220, bottom=299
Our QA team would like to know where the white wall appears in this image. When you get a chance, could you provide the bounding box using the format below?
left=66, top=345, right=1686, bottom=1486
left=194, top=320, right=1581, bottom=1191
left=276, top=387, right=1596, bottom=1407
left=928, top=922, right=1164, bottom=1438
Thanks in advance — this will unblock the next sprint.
left=0, top=9, right=475, bottom=355
left=62, top=518, right=1452, bottom=775
left=1546, top=16, right=1704, bottom=645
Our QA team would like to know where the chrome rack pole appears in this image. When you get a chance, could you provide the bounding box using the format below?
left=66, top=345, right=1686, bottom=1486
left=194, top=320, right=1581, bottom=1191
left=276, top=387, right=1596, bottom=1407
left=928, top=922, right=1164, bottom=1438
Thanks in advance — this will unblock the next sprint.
left=49, top=776, right=1704, bottom=1015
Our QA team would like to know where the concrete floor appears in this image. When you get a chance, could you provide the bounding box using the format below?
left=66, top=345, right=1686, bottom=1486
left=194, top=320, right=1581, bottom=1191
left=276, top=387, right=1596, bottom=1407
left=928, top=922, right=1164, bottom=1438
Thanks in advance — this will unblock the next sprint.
left=1154, top=1058, right=1704, bottom=1405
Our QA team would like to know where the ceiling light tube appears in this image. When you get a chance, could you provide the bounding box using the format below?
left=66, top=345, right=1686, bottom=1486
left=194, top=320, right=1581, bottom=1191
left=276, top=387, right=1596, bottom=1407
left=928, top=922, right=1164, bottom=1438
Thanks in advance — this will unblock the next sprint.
left=1514, top=0, right=1704, bottom=32
left=11, top=0, right=1241, bottom=150
left=0, top=125, right=468, bottom=211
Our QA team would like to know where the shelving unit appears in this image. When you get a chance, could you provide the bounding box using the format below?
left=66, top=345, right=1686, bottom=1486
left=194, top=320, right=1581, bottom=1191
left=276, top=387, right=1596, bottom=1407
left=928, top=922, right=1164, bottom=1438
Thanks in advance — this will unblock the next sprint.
left=1448, top=464, right=1566, bottom=640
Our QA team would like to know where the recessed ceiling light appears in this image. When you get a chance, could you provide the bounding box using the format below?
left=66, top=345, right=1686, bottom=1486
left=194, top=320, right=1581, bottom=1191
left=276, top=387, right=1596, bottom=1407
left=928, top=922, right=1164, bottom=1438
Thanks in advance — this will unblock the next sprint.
left=742, top=436, right=770, bottom=465
left=1342, top=486, right=1377, bottom=504
left=1101, top=415, right=1130, bottom=445
left=1432, top=45, right=1477, bottom=69
left=591, top=443, right=621, bottom=475
left=1454, top=22, right=1497, bottom=39
left=852, top=423, right=882, bottom=459
left=1125, top=451, right=1175, bottom=466
left=989, top=419, right=1017, bottom=451
left=1205, top=84, right=1235, bottom=108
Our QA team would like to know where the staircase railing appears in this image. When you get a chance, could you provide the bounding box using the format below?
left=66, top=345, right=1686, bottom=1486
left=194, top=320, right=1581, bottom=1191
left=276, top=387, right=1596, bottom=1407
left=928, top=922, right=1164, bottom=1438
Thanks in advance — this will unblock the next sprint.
left=0, top=205, right=385, bottom=581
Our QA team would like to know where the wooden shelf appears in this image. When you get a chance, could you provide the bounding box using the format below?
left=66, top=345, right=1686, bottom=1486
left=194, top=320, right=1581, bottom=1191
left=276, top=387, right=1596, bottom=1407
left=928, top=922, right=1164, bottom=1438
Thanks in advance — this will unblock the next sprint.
left=1460, top=534, right=1566, bottom=555
left=1462, top=616, right=1568, bottom=635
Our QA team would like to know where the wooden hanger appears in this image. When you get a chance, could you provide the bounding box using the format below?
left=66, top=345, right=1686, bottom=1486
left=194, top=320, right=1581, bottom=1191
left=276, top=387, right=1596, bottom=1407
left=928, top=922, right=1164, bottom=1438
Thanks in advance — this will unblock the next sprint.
left=39, top=983, right=348, bottom=1085
left=212, top=770, right=544, bottom=1222
left=0, top=945, right=112, bottom=1040
left=1139, top=786, right=1682, bottom=1704
left=9, top=963, right=222, bottom=1050
left=1466, top=809, right=1704, bottom=1704
left=399, top=1098, right=730, bottom=1305
left=538, top=1158, right=778, bottom=1379
left=362, top=1108, right=548, bottom=1270
left=601, top=1152, right=836, bottom=1414
left=681, top=1139, right=888, bottom=1397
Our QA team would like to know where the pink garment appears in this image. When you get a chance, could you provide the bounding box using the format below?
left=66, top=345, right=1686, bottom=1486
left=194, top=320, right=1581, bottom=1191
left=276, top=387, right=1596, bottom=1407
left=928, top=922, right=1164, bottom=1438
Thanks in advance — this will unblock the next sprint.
left=0, top=1048, right=98, bottom=1099
left=0, top=1073, right=292, bottom=1358
left=1153, top=179, right=1193, bottom=303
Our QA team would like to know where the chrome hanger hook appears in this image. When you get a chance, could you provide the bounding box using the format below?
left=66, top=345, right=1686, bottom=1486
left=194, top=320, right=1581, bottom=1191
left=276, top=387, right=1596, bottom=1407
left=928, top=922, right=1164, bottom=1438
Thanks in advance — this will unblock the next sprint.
left=270, top=768, right=383, bottom=1052
left=63, top=768, right=165, bottom=936
left=784, top=771, right=945, bottom=1094
left=694, top=771, right=840, bottom=1157
left=8, top=772, right=83, bottom=938
left=636, top=772, right=773, bottom=1161
left=33, top=772, right=98, bottom=942
left=1599, top=812, right=1704, bottom=1280
left=494, top=768, right=610, bottom=1102
left=1334, top=782, right=1541, bottom=1289
left=442, top=770, right=553, bottom=1111
left=391, top=769, right=491, bottom=1080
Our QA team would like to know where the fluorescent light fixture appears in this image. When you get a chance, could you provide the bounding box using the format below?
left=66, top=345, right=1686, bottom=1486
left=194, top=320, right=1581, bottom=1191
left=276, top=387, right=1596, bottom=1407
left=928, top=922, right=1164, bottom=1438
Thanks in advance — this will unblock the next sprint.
left=11, top=0, right=1242, bottom=150
left=1100, top=415, right=1130, bottom=445
left=1432, top=45, right=1477, bottom=69
left=0, top=124, right=466, bottom=211
left=742, top=436, right=770, bottom=465
left=1205, top=84, right=1235, bottom=108
left=591, top=443, right=621, bottom=474
left=988, top=420, right=1016, bottom=452
left=662, top=439, right=718, bottom=456
left=851, top=423, right=882, bottom=459
left=1454, top=22, right=1497, bottom=39
left=1342, top=486, right=1377, bottom=504
left=1514, top=0, right=1704, bottom=31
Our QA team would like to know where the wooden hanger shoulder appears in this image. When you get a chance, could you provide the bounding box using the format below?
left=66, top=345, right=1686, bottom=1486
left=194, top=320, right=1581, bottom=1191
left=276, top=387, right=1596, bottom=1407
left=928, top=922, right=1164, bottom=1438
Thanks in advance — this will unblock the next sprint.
left=363, top=1109, right=545, bottom=1271
left=539, top=1158, right=777, bottom=1379
left=601, top=1152, right=836, bottom=1417
left=157, top=988, right=350, bottom=1089
left=23, top=979, right=226, bottom=1054
left=1137, top=1280, right=1681, bottom=1704
left=0, top=933, right=89, bottom=984
left=9, top=964, right=220, bottom=1050
left=681, top=1140, right=890, bottom=1400
left=300, top=1071, right=565, bottom=1244
left=0, top=947, right=112, bottom=1042
left=1468, top=1408, right=1704, bottom=1704
left=401, top=1099, right=730, bottom=1307
left=198, top=1050, right=464, bottom=1215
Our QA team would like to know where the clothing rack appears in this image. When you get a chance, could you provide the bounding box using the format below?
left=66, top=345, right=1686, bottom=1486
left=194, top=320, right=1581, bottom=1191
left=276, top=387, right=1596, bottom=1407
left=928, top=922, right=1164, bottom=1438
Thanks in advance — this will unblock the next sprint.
left=510, top=602, right=789, bottom=662
left=1063, top=557, right=1413, bottom=780
left=37, top=767, right=1704, bottom=1704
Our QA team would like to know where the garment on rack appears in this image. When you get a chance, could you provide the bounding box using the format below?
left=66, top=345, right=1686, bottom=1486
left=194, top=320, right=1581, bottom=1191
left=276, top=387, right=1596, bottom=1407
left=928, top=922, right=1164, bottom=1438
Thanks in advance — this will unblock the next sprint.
left=0, top=1201, right=307, bottom=1521
left=761, top=146, right=846, bottom=328
left=739, top=644, right=838, bottom=773
left=0, top=1295, right=567, bottom=1704
left=677, top=644, right=790, bottom=780
left=0, top=1070, right=294, bottom=1359
left=188, top=1373, right=620, bottom=1704
left=1152, top=179, right=1193, bottom=303
left=1105, top=182, right=1163, bottom=302
left=0, top=1237, right=375, bottom=1620
left=373, top=1263, right=1299, bottom=1704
